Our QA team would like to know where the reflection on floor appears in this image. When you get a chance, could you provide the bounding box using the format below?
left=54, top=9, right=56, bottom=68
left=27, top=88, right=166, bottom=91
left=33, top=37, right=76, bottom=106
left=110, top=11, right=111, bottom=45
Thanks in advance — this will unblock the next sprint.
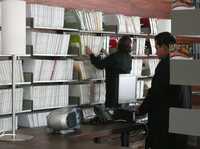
left=96, top=129, right=146, bottom=149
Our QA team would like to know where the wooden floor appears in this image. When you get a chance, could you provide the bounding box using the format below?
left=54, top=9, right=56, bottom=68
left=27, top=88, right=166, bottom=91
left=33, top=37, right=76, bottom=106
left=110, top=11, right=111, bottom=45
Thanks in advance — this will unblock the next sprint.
left=5, top=124, right=194, bottom=149
left=0, top=127, right=130, bottom=149
left=0, top=122, right=148, bottom=149
left=0, top=124, right=196, bottom=149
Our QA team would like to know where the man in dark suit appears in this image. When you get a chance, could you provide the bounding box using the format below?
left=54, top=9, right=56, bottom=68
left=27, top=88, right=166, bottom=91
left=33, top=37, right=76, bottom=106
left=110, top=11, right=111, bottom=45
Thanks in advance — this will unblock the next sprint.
left=86, top=36, right=132, bottom=109
left=138, top=32, right=191, bottom=149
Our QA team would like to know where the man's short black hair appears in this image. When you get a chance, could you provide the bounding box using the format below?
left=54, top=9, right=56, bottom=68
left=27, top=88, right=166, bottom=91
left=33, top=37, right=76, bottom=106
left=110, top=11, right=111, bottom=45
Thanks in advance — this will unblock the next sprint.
left=155, top=32, right=176, bottom=48
left=118, top=36, right=132, bottom=53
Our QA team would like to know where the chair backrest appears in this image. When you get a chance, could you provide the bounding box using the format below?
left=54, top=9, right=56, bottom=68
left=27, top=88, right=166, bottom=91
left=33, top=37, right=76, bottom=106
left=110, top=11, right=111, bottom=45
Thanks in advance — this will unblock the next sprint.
left=118, top=74, right=137, bottom=104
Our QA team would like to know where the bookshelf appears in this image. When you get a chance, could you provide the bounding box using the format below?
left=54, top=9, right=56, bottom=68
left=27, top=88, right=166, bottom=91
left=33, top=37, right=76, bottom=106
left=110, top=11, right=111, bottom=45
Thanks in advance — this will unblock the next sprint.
left=170, top=9, right=200, bottom=86
left=169, top=6, right=200, bottom=147
left=0, top=1, right=171, bottom=130
left=0, top=56, right=28, bottom=115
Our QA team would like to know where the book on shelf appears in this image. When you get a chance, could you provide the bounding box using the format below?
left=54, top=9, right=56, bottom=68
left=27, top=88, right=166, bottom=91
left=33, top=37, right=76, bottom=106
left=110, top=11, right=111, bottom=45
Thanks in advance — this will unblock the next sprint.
left=141, top=18, right=171, bottom=35
left=149, top=39, right=157, bottom=55
left=150, top=18, right=171, bottom=34
left=130, top=59, right=143, bottom=76
left=91, top=83, right=106, bottom=104
left=27, top=4, right=65, bottom=28
left=0, top=60, right=24, bottom=84
left=18, top=111, right=50, bottom=128
left=0, top=116, right=18, bottom=132
left=51, top=59, right=74, bottom=81
left=131, top=38, right=158, bottom=56
left=24, top=85, right=69, bottom=110
left=103, top=14, right=141, bottom=34
left=141, top=18, right=151, bottom=34
left=64, top=9, right=103, bottom=31
left=73, top=60, right=104, bottom=80
left=69, top=84, right=91, bottom=105
left=68, top=34, right=109, bottom=56
left=147, top=59, right=160, bottom=76
left=143, top=79, right=151, bottom=96
left=131, top=38, right=146, bottom=56
left=135, top=79, right=151, bottom=100
left=149, top=18, right=158, bottom=35
left=141, top=59, right=150, bottom=76
left=73, top=61, right=86, bottom=80
left=27, top=31, right=70, bottom=55
left=0, top=88, right=23, bottom=114
left=69, top=83, right=105, bottom=105
left=23, top=59, right=74, bottom=82
left=136, top=80, right=144, bottom=99
left=64, top=9, right=82, bottom=29
left=136, top=58, right=159, bottom=77
left=68, top=34, right=81, bottom=55
left=80, top=35, right=110, bottom=56
left=149, top=18, right=171, bottom=35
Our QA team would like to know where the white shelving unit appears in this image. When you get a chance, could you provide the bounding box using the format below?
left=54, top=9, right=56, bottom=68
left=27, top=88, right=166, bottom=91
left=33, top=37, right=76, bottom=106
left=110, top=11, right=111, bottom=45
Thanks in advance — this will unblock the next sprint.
left=0, top=55, right=33, bottom=141
left=170, top=59, right=200, bottom=85
left=0, top=1, right=171, bottom=130
left=169, top=8, right=200, bottom=147
left=172, top=10, right=200, bottom=36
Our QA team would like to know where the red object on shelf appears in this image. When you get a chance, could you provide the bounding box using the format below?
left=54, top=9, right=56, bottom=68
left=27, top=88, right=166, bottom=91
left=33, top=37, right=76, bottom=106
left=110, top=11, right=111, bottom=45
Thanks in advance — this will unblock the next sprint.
left=109, top=37, right=118, bottom=49
left=141, top=17, right=150, bottom=27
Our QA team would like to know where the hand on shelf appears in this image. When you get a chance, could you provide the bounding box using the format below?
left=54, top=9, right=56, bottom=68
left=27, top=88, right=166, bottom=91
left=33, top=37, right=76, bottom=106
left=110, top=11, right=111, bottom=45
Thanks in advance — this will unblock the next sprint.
left=85, top=46, right=93, bottom=56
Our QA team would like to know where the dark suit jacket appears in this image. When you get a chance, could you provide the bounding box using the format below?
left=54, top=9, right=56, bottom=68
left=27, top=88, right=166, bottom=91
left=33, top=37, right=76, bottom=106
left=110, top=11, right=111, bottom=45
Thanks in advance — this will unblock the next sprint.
left=139, top=55, right=192, bottom=149
left=90, top=50, right=132, bottom=108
